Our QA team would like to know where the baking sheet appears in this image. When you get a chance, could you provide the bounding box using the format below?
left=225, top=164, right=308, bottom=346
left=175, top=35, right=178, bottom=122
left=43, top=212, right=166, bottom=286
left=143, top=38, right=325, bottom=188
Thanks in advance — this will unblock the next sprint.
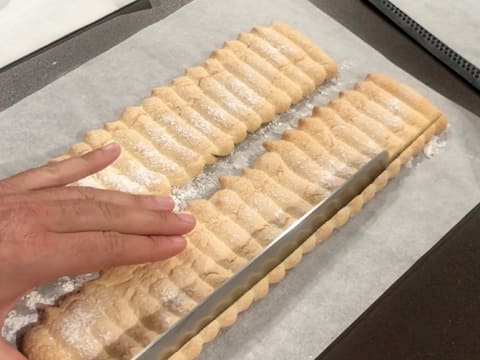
left=0, top=0, right=136, bottom=68
left=390, top=0, right=480, bottom=68
left=1, top=0, right=479, bottom=358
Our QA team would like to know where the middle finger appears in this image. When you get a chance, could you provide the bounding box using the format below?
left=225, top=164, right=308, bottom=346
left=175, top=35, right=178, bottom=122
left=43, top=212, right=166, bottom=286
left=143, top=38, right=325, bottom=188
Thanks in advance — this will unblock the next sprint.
left=36, top=199, right=195, bottom=235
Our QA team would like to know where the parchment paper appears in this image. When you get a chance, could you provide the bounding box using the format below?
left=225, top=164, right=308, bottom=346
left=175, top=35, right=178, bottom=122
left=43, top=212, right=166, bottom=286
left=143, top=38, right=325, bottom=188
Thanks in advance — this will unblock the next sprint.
left=1, top=0, right=479, bottom=358
left=391, top=0, right=480, bottom=68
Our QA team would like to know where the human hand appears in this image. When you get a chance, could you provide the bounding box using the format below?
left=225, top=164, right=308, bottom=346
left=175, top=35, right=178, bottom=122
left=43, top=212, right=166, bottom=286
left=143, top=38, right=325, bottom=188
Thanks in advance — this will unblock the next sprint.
left=0, top=143, right=195, bottom=359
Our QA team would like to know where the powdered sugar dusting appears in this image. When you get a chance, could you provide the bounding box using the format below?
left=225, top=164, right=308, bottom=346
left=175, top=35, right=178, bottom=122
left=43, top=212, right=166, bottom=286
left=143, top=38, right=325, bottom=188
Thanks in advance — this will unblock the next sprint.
left=203, top=102, right=230, bottom=125
left=141, top=119, right=198, bottom=163
left=225, top=77, right=262, bottom=107
left=2, top=274, right=98, bottom=346
left=124, top=159, right=166, bottom=188
left=277, top=44, right=300, bottom=58
left=423, top=135, right=447, bottom=159
left=131, top=141, right=180, bottom=174
left=214, top=89, right=245, bottom=113
left=160, top=109, right=216, bottom=144
left=385, top=97, right=401, bottom=115
left=98, top=168, right=147, bottom=194
left=254, top=40, right=288, bottom=67
left=58, top=305, right=99, bottom=357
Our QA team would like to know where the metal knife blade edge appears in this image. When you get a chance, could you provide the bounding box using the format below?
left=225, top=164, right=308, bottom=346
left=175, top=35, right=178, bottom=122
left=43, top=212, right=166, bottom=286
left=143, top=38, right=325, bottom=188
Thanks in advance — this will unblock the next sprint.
left=134, top=150, right=390, bottom=360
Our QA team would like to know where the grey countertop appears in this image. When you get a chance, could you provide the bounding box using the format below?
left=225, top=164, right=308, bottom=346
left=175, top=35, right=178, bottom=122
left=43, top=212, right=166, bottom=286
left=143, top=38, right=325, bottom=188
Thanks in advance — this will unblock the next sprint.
left=0, top=0, right=479, bottom=116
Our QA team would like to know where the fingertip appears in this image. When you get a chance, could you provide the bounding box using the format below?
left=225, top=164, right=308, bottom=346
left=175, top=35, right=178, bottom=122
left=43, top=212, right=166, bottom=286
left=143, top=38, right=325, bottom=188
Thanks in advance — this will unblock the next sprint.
left=178, top=213, right=196, bottom=228
left=150, top=196, right=175, bottom=211
left=100, top=142, right=121, bottom=153
left=170, top=235, right=187, bottom=252
left=93, top=142, right=121, bottom=162
left=151, top=235, right=187, bottom=260
left=85, top=142, right=121, bottom=172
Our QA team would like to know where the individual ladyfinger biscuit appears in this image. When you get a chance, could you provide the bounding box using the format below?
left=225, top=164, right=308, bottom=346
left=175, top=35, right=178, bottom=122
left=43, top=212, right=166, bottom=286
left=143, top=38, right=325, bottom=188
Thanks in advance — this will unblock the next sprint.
left=327, top=99, right=405, bottom=156
left=112, top=281, right=174, bottom=334
left=209, top=179, right=301, bottom=283
left=136, top=100, right=218, bottom=164
left=174, top=242, right=234, bottom=287
left=167, top=262, right=215, bottom=302
left=76, top=286, right=154, bottom=357
left=202, top=58, right=277, bottom=122
left=253, top=151, right=328, bottom=204
left=297, top=116, right=370, bottom=169
left=187, top=200, right=264, bottom=260
left=218, top=175, right=292, bottom=229
left=155, top=84, right=246, bottom=145
left=210, top=48, right=292, bottom=113
left=339, top=90, right=420, bottom=142
left=115, top=110, right=205, bottom=177
left=237, top=32, right=316, bottom=94
left=223, top=40, right=304, bottom=103
left=129, top=255, right=213, bottom=309
left=102, top=121, right=189, bottom=186
left=242, top=168, right=312, bottom=218
left=146, top=90, right=235, bottom=157
left=94, top=286, right=158, bottom=346
left=354, top=81, right=430, bottom=129
left=366, top=73, right=441, bottom=120
left=186, top=223, right=248, bottom=273
left=170, top=77, right=248, bottom=143
left=22, top=326, right=76, bottom=360
left=139, top=280, right=197, bottom=330
left=185, top=66, right=263, bottom=131
left=263, top=139, right=345, bottom=191
left=251, top=26, right=327, bottom=85
left=312, top=106, right=383, bottom=157
left=281, top=129, right=357, bottom=179
left=209, top=189, right=283, bottom=246
left=270, top=21, right=338, bottom=79
left=45, top=301, right=112, bottom=360
left=81, top=130, right=170, bottom=194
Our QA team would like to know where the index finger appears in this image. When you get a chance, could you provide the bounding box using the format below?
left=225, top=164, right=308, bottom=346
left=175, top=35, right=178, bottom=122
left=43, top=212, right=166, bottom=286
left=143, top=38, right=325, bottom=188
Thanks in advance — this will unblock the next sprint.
left=0, top=143, right=120, bottom=194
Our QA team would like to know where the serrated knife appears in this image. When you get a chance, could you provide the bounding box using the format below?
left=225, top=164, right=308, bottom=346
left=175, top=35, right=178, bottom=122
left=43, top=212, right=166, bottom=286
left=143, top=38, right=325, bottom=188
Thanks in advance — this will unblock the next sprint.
left=134, top=150, right=390, bottom=360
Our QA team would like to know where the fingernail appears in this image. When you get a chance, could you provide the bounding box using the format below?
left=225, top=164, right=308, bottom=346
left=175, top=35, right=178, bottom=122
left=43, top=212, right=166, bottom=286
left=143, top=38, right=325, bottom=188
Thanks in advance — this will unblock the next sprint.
left=152, top=196, right=174, bottom=210
left=101, top=142, right=119, bottom=152
left=178, top=213, right=196, bottom=226
left=170, top=236, right=187, bottom=249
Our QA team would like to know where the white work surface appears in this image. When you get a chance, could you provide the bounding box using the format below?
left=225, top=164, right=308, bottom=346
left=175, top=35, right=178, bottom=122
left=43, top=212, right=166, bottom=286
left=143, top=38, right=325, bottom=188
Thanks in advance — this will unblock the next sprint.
left=1, top=0, right=480, bottom=358
left=0, top=0, right=136, bottom=68
left=391, top=0, right=480, bottom=68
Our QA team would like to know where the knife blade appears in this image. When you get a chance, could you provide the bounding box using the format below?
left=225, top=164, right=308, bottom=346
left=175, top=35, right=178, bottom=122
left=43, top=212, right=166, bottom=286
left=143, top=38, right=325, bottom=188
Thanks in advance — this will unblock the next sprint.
left=134, top=150, right=390, bottom=360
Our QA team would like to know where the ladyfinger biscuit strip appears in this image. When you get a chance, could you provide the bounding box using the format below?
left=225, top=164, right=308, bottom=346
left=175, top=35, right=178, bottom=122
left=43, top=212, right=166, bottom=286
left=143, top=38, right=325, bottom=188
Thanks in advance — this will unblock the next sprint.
left=68, top=23, right=335, bottom=194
